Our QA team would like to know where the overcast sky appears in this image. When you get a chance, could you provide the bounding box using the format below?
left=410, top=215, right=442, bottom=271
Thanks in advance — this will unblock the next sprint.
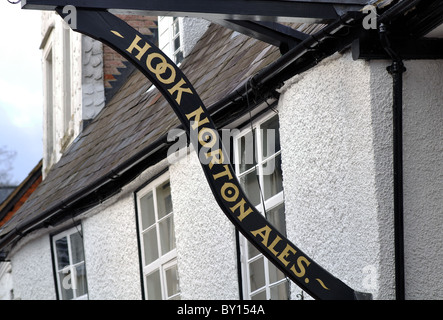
left=0, top=1, right=43, bottom=184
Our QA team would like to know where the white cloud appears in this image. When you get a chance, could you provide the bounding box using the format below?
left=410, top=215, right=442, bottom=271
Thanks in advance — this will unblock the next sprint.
left=0, top=78, right=42, bottom=128
left=0, top=1, right=43, bottom=181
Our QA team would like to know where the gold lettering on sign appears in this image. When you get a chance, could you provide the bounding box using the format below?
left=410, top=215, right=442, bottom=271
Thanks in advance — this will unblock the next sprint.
left=205, top=149, right=224, bottom=169
left=168, top=78, right=193, bottom=105
left=123, top=33, right=193, bottom=105
left=278, top=244, right=297, bottom=267
left=126, top=34, right=151, bottom=60
left=111, top=30, right=124, bottom=38
left=221, top=182, right=239, bottom=202
left=198, top=128, right=217, bottom=149
left=146, top=52, right=176, bottom=85
left=250, top=224, right=313, bottom=282
left=251, top=225, right=272, bottom=246
left=291, top=256, right=310, bottom=278
left=268, top=235, right=282, bottom=256
left=230, top=198, right=253, bottom=222
left=186, top=107, right=210, bottom=130
left=212, top=165, right=233, bottom=181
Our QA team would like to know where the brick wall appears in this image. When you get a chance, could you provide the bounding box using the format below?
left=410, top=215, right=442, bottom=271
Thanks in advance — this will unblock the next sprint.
left=103, top=15, right=158, bottom=90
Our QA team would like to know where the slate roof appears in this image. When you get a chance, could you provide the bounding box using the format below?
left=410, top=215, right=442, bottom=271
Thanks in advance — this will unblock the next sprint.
left=0, top=23, right=282, bottom=238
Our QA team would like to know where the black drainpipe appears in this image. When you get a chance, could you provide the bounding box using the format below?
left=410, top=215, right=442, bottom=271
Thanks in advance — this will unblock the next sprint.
left=379, top=23, right=406, bottom=301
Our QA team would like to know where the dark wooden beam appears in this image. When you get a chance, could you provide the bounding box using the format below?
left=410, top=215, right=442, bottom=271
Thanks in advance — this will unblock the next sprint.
left=22, top=0, right=367, bottom=22
left=352, top=31, right=443, bottom=60
left=214, top=20, right=309, bottom=53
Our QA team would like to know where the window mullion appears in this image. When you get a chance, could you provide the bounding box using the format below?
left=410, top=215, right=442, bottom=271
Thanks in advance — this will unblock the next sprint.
left=255, top=125, right=266, bottom=211
left=159, top=263, right=167, bottom=300
left=152, top=188, right=163, bottom=260
left=66, top=234, right=76, bottom=298
left=233, top=137, right=240, bottom=175
left=244, top=241, right=252, bottom=300
left=262, top=149, right=281, bottom=164
left=157, top=211, right=173, bottom=223
left=263, top=258, right=271, bottom=299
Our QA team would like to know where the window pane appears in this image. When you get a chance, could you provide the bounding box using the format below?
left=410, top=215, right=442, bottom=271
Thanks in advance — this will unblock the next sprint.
left=156, top=181, right=172, bottom=220
left=268, top=262, right=286, bottom=284
left=175, top=50, right=183, bottom=65
left=237, top=131, right=256, bottom=173
left=267, top=204, right=286, bottom=236
left=174, top=36, right=181, bottom=51
left=165, top=264, right=180, bottom=298
left=159, top=216, right=176, bottom=255
left=251, top=290, right=266, bottom=300
left=143, top=228, right=159, bottom=265
left=249, top=257, right=265, bottom=292
left=173, top=18, right=180, bottom=36
left=146, top=270, right=162, bottom=300
left=261, top=115, right=280, bottom=158
left=263, top=154, right=283, bottom=200
left=58, top=270, right=73, bottom=300
left=239, top=171, right=260, bottom=207
left=247, top=241, right=260, bottom=260
left=74, top=263, right=88, bottom=298
left=70, top=231, right=84, bottom=264
left=55, top=237, right=69, bottom=270
left=270, top=282, right=289, bottom=300
left=140, top=191, right=155, bottom=230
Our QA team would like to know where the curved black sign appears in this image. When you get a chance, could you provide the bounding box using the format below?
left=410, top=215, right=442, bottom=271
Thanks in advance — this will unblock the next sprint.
left=57, top=8, right=370, bottom=300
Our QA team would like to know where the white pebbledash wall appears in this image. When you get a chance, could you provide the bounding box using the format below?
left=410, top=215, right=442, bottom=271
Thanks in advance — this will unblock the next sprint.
left=0, top=263, right=13, bottom=300
left=10, top=230, right=57, bottom=299
left=6, top=48, right=442, bottom=299
left=169, top=149, right=240, bottom=300
left=278, top=52, right=395, bottom=300
left=402, top=60, right=443, bottom=299
left=278, top=52, right=443, bottom=300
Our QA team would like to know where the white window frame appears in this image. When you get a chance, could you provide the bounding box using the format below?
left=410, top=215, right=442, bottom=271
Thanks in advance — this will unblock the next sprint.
left=171, top=17, right=183, bottom=65
left=136, top=172, right=180, bottom=300
left=42, top=30, right=55, bottom=172
left=52, top=225, right=88, bottom=300
left=159, top=16, right=183, bottom=65
left=62, top=23, right=72, bottom=136
left=233, top=112, right=288, bottom=300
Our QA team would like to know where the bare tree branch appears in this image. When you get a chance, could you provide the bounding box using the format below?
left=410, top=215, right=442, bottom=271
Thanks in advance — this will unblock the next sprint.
left=0, top=146, right=17, bottom=186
